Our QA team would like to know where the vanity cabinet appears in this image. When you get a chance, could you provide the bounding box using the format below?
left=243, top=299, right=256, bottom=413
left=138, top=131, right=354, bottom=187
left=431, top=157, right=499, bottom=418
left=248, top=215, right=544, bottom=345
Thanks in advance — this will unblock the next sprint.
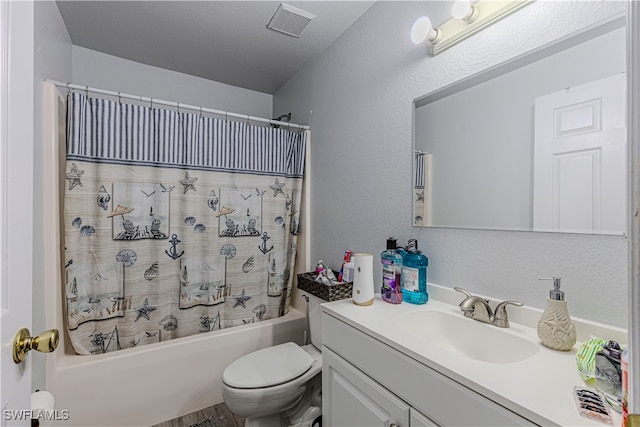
left=410, top=408, right=438, bottom=427
left=323, top=347, right=414, bottom=426
left=322, top=312, right=536, bottom=426
left=324, top=347, right=440, bottom=426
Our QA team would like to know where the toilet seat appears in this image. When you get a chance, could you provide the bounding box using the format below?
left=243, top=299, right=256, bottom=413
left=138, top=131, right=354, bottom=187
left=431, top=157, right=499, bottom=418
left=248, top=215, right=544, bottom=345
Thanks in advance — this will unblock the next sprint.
left=223, top=342, right=314, bottom=389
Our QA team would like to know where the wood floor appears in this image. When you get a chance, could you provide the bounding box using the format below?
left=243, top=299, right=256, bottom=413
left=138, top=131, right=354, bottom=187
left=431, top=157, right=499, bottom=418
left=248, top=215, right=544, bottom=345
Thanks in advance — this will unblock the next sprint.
left=152, top=402, right=244, bottom=427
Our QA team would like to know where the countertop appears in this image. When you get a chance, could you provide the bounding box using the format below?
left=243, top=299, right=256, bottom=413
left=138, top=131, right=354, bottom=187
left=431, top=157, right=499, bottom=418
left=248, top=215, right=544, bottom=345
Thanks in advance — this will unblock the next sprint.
left=320, top=285, right=626, bottom=427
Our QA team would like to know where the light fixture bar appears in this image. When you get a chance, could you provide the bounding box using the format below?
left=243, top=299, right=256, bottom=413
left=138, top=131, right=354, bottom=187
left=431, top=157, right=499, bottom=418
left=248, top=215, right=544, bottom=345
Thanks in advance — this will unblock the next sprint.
left=429, top=0, right=534, bottom=56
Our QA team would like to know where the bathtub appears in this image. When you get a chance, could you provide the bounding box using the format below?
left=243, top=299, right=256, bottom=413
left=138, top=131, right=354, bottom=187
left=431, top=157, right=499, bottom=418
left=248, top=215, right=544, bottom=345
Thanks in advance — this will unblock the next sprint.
left=42, top=83, right=311, bottom=426
left=45, top=309, right=306, bottom=426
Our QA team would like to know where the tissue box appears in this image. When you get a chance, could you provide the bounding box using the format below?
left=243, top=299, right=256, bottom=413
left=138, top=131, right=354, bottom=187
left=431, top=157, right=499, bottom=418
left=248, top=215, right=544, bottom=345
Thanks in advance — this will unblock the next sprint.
left=296, top=271, right=353, bottom=302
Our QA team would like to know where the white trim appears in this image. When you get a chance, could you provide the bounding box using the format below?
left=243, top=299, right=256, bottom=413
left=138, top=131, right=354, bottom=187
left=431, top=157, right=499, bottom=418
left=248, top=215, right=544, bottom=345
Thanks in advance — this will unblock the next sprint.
left=0, top=0, right=9, bottom=313
left=627, top=0, right=640, bottom=415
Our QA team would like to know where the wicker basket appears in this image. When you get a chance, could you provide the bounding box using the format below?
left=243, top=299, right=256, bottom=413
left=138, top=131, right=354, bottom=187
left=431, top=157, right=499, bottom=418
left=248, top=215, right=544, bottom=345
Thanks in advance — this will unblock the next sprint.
left=297, top=271, right=353, bottom=302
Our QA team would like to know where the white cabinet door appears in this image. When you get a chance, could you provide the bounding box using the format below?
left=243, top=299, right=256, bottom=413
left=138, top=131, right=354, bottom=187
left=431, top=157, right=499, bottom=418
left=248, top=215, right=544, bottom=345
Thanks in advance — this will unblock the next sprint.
left=533, top=73, right=626, bottom=234
left=410, top=408, right=439, bottom=427
left=323, top=347, right=410, bottom=427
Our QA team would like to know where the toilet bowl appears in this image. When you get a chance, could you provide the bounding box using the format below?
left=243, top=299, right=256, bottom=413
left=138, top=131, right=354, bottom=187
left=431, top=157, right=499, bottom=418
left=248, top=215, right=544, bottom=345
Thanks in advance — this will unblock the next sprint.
left=222, top=293, right=324, bottom=426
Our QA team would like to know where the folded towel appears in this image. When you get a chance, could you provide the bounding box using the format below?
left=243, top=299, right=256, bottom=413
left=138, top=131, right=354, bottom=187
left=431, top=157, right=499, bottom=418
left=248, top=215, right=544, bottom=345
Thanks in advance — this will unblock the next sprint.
left=576, top=337, right=607, bottom=382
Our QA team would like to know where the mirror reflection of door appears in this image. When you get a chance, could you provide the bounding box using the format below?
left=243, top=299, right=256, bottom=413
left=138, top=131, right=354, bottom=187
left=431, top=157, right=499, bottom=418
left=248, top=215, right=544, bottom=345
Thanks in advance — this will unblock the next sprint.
left=412, top=23, right=626, bottom=233
left=533, top=73, right=626, bottom=234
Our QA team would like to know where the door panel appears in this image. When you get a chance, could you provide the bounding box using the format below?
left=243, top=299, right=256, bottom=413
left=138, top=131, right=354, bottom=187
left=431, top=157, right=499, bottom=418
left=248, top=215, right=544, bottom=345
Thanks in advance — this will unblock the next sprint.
left=1, top=1, right=35, bottom=424
left=410, top=408, right=440, bottom=427
left=533, top=73, right=626, bottom=234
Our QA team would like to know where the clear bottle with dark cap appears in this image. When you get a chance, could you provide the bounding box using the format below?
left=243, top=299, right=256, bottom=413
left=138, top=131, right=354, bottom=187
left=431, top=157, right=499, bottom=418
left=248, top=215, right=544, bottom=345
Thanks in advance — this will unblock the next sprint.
left=380, top=238, right=403, bottom=304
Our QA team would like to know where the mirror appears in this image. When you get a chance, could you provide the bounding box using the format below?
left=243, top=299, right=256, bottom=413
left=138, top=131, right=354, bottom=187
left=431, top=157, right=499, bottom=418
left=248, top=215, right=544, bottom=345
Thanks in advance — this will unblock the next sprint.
left=413, top=18, right=627, bottom=235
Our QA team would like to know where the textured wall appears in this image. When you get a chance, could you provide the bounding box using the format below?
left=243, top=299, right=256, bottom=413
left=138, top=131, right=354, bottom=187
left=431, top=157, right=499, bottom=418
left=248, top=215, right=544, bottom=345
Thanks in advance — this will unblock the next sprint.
left=72, top=46, right=273, bottom=119
left=274, top=1, right=629, bottom=327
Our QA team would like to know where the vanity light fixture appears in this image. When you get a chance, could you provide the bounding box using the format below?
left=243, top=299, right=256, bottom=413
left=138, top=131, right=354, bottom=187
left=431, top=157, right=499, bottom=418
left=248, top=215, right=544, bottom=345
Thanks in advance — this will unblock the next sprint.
left=410, top=16, right=441, bottom=45
left=411, top=0, right=534, bottom=55
left=451, top=0, right=479, bottom=23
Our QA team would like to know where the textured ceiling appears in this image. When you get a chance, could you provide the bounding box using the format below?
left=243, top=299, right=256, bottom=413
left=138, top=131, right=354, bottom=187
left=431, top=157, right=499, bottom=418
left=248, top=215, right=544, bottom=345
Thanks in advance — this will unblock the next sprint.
left=56, top=1, right=375, bottom=94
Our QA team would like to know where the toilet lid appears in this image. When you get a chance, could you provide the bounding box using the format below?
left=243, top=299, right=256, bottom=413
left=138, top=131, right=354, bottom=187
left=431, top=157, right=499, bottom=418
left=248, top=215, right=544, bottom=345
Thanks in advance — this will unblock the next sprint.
left=223, top=342, right=314, bottom=389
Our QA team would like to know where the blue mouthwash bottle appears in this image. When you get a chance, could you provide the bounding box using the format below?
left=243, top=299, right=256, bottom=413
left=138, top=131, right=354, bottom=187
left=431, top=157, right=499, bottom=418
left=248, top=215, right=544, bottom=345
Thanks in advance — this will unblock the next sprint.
left=395, top=243, right=406, bottom=259
left=401, top=239, right=429, bottom=304
left=381, top=238, right=403, bottom=304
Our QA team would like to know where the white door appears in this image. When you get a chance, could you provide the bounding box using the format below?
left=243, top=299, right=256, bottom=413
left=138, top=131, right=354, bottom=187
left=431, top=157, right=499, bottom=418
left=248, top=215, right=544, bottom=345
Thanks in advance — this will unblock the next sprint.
left=1, top=1, right=35, bottom=424
left=533, top=73, right=627, bottom=234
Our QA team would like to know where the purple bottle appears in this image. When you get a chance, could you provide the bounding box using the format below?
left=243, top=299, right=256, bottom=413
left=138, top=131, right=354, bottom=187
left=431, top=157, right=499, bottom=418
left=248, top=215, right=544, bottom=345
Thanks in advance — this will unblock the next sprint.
left=381, top=238, right=403, bottom=304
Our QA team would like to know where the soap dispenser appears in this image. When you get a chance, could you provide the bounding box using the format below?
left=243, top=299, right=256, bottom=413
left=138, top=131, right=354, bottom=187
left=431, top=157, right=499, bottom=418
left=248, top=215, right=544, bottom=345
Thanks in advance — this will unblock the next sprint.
left=537, top=277, right=576, bottom=351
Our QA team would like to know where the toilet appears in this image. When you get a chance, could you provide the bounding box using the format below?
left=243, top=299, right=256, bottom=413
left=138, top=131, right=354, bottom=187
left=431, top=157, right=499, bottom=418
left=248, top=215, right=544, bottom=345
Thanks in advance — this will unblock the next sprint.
left=222, top=293, right=324, bottom=427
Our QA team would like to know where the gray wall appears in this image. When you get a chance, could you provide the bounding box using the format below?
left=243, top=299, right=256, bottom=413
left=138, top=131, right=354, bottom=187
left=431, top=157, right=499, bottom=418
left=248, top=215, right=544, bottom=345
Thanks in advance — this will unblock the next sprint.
left=72, top=46, right=273, bottom=119
left=34, top=0, right=73, bottom=391
left=274, top=1, right=629, bottom=327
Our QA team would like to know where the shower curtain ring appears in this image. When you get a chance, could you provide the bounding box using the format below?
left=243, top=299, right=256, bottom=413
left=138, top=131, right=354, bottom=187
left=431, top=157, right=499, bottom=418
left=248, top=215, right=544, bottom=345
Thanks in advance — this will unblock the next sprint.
left=118, top=92, right=121, bottom=104
left=150, top=97, right=153, bottom=109
left=177, top=102, right=180, bottom=113
left=65, top=82, right=71, bottom=97
left=85, top=85, right=89, bottom=97
left=200, top=106, right=203, bottom=118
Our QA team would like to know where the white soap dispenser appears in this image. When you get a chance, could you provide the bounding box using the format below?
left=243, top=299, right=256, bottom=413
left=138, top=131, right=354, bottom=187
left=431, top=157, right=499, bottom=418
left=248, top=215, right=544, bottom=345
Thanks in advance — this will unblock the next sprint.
left=537, top=277, right=576, bottom=351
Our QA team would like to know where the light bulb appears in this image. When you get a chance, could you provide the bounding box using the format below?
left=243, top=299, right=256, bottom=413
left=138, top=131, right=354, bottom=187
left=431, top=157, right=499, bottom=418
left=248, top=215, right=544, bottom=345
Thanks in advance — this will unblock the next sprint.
left=410, top=16, right=440, bottom=45
left=452, top=0, right=478, bottom=22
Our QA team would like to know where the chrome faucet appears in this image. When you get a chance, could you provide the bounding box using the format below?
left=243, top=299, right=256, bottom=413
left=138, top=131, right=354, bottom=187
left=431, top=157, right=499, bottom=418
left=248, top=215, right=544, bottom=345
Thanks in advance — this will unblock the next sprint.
left=454, top=287, right=523, bottom=328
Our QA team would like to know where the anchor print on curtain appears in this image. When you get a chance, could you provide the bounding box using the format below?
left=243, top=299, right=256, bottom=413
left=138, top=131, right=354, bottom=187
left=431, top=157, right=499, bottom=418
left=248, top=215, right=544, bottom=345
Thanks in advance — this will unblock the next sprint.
left=64, top=92, right=306, bottom=355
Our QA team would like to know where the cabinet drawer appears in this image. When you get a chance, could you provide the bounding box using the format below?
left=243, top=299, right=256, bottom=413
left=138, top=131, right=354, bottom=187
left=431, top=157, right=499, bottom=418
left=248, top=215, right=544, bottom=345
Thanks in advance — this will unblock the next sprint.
left=323, top=347, right=410, bottom=427
left=323, top=313, right=536, bottom=426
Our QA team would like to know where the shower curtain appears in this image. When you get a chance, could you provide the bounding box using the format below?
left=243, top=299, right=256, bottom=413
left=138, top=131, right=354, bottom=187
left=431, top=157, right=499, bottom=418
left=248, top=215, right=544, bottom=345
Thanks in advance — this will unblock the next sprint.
left=63, top=92, right=306, bottom=355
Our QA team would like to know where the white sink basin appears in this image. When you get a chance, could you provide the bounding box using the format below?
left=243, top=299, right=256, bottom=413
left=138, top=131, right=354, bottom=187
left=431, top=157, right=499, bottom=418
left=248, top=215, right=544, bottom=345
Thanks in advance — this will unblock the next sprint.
left=395, top=310, right=539, bottom=364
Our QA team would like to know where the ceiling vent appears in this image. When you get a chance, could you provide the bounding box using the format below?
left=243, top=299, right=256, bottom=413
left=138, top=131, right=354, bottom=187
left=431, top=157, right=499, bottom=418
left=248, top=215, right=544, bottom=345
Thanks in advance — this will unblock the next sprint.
left=267, top=3, right=316, bottom=38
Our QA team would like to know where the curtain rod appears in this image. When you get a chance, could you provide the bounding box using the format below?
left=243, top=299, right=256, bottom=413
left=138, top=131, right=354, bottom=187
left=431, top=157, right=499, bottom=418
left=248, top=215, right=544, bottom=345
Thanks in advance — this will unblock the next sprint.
left=46, top=79, right=309, bottom=131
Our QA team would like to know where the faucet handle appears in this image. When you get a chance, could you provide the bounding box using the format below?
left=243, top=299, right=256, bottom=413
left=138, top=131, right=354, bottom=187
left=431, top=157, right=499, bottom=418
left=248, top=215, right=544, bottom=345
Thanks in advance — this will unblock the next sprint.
left=454, top=287, right=472, bottom=298
left=493, top=300, right=524, bottom=328
left=454, top=287, right=474, bottom=310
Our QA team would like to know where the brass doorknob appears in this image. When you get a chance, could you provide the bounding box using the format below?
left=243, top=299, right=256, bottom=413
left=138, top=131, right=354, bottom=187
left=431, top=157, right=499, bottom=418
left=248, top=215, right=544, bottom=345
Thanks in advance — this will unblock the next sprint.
left=12, top=328, right=59, bottom=363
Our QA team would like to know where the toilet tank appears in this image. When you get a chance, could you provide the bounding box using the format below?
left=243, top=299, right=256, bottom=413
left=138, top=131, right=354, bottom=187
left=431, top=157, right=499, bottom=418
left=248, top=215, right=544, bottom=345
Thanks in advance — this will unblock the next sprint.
left=307, top=293, right=324, bottom=349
